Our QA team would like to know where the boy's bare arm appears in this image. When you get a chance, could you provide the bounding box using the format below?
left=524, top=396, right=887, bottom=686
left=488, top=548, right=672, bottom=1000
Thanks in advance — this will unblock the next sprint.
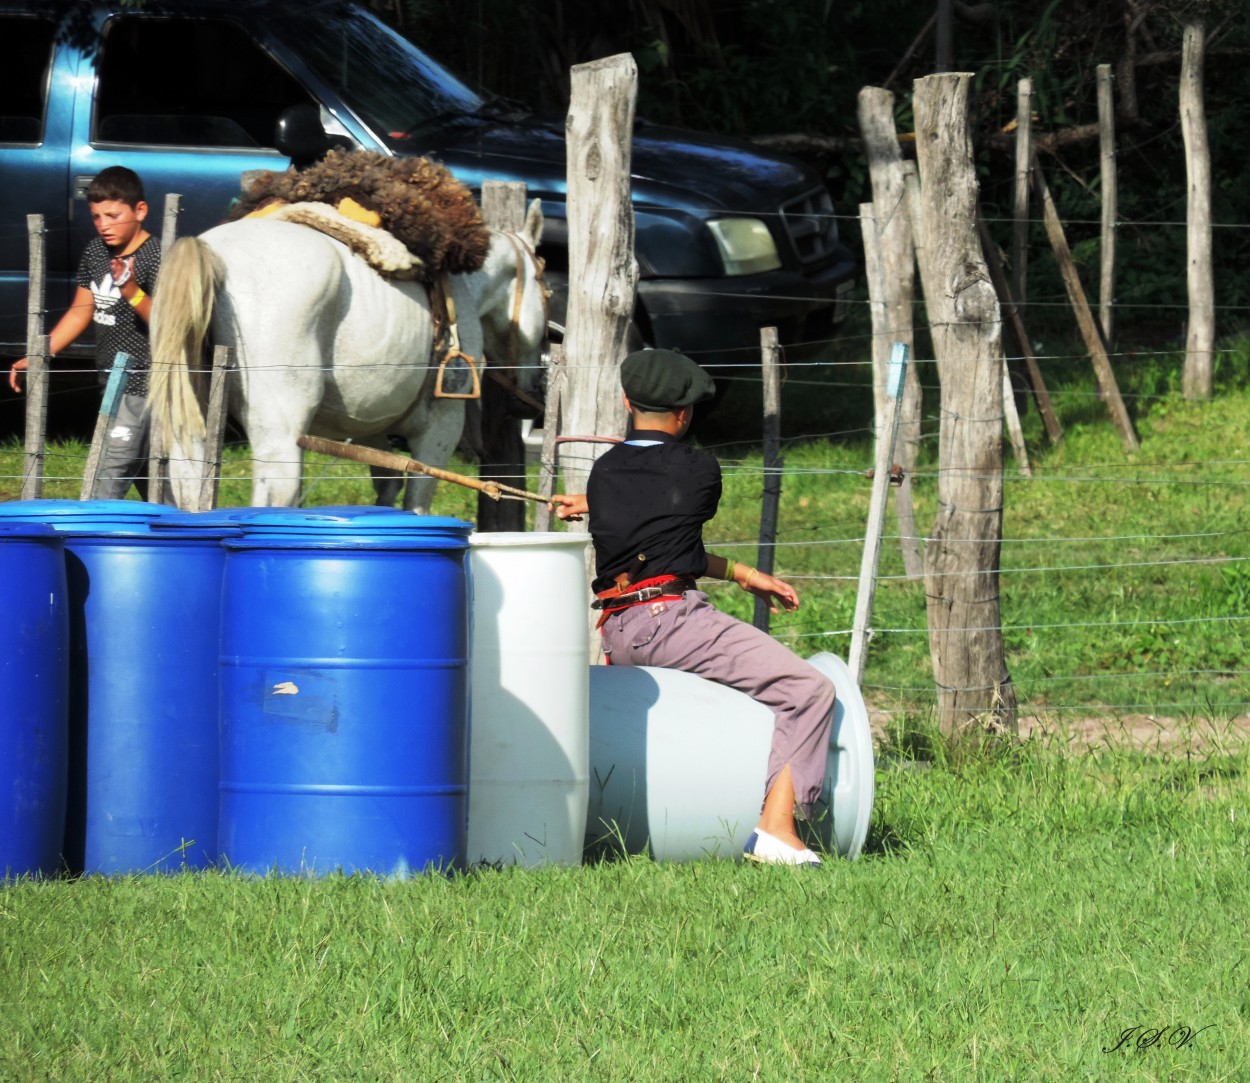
left=8, top=286, right=95, bottom=392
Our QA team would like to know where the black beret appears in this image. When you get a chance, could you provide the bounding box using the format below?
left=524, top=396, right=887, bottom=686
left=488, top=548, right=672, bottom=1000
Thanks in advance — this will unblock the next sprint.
left=620, top=348, right=716, bottom=410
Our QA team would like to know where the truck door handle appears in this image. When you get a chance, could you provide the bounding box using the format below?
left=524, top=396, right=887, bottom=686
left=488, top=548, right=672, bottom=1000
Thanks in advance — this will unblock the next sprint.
left=73, top=175, right=96, bottom=200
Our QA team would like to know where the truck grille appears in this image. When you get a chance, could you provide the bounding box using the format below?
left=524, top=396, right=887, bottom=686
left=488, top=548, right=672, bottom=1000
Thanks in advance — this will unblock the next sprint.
left=778, top=187, right=840, bottom=265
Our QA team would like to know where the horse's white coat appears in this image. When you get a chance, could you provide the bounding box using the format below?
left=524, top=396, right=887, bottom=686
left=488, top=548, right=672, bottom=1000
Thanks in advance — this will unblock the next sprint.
left=152, top=203, right=546, bottom=512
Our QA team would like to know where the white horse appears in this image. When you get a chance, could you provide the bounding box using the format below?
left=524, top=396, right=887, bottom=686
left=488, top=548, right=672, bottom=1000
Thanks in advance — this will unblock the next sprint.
left=149, top=201, right=547, bottom=512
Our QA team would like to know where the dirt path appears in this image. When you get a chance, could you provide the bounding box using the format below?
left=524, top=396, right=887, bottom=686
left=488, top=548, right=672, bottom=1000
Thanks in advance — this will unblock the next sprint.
left=867, top=707, right=1250, bottom=754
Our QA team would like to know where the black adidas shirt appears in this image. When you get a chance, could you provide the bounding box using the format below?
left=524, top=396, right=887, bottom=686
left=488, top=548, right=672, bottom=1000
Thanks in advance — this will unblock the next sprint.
left=585, top=428, right=722, bottom=593
left=77, top=234, right=161, bottom=396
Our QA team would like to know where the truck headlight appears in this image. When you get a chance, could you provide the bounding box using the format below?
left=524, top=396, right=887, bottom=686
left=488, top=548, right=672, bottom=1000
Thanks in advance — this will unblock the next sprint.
left=707, top=218, right=782, bottom=276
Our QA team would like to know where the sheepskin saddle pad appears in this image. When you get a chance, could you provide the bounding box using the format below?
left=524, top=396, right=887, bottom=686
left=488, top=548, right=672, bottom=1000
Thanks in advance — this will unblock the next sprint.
left=246, top=199, right=423, bottom=280
left=231, top=149, right=491, bottom=284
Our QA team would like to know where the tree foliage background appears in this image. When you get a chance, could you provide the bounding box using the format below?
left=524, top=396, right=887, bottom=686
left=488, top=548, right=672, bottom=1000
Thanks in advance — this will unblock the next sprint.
left=373, top=0, right=1250, bottom=341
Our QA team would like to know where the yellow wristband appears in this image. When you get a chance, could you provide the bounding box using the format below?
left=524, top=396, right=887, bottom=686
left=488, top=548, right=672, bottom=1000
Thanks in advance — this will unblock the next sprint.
left=723, top=560, right=737, bottom=582
left=127, top=288, right=146, bottom=308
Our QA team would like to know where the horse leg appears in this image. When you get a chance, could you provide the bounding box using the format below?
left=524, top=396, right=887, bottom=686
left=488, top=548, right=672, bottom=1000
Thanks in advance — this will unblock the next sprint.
left=395, top=399, right=467, bottom=514
left=239, top=390, right=320, bottom=507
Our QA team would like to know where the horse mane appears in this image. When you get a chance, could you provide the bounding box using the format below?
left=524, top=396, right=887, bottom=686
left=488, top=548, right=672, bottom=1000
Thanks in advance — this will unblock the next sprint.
left=229, top=150, right=490, bottom=281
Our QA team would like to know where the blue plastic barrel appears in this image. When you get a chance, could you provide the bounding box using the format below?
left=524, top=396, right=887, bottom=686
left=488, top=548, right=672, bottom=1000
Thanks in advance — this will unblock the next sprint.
left=217, top=509, right=473, bottom=877
left=0, top=523, right=69, bottom=878
left=0, top=500, right=225, bottom=874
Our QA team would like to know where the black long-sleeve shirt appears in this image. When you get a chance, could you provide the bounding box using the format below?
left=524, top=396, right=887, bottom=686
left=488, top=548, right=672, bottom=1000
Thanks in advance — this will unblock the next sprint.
left=585, top=429, right=722, bottom=593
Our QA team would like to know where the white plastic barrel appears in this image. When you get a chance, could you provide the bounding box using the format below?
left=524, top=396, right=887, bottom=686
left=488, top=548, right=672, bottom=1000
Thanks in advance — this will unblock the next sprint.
left=587, top=651, right=874, bottom=861
left=467, top=532, right=591, bottom=866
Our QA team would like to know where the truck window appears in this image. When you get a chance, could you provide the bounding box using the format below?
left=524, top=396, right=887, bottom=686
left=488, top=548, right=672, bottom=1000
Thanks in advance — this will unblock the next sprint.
left=1, top=16, right=55, bottom=144
left=94, top=17, right=313, bottom=149
left=265, top=9, right=483, bottom=146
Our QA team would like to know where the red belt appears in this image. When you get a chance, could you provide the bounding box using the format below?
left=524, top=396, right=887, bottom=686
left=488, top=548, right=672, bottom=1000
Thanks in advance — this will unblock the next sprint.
left=592, top=573, right=696, bottom=628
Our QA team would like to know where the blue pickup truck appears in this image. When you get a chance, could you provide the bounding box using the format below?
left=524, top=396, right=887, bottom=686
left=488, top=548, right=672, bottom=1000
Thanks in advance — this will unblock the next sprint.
left=0, top=0, right=855, bottom=375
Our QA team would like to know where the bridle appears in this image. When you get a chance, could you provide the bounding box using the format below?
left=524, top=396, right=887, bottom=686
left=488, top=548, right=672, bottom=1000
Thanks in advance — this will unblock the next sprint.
left=487, top=231, right=550, bottom=415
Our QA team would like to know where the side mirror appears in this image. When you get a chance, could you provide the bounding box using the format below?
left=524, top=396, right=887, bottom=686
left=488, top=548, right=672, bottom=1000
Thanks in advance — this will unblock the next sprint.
left=275, top=104, right=335, bottom=169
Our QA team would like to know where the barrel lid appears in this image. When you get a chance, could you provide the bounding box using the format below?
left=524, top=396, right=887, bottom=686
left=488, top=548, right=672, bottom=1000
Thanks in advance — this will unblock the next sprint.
left=0, top=521, right=60, bottom=540
left=0, top=499, right=169, bottom=532
left=805, top=652, right=875, bottom=862
left=221, top=507, right=472, bottom=549
left=469, top=531, right=591, bottom=550
left=146, top=510, right=249, bottom=537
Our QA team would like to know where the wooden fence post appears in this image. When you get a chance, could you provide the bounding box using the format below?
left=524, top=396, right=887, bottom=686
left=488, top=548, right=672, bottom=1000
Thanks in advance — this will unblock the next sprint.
left=143, top=192, right=182, bottom=505
left=849, top=343, right=909, bottom=685
left=559, top=54, right=639, bottom=501
left=532, top=342, right=566, bottom=532
left=1011, top=78, right=1033, bottom=306
left=1180, top=22, right=1214, bottom=399
left=752, top=327, right=783, bottom=633
left=161, top=193, right=181, bottom=254
left=1032, top=155, right=1139, bottom=452
left=912, top=72, right=1017, bottom=735
left=1097, top=65, right=1117, bottom=347
left=477, top=180, right=529, bottom=531
left=561, top=54, right=639, bottom=654
left=857, top=87, right=924, bottom=579
left=21, top=215, right=48, bottom=501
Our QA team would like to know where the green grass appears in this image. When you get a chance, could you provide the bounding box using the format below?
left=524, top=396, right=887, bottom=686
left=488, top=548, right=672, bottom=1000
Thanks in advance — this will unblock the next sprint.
left=3, top=334, right=1249, bottom=1078
left=2, top=735, right=1246, bottom=1080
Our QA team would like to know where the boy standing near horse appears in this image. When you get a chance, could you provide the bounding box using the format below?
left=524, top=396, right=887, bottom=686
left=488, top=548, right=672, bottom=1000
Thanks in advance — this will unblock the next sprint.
left=550, top=348, right=836, bottom=866
left=8, top=166, right=161, bottom=500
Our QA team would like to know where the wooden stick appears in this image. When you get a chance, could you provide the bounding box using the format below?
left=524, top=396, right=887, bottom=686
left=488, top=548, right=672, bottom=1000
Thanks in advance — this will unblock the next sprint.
left=297, top=434, right=551, bottom=504
left=1031, top=153, right=1139, bottom=452
left=976, top=214, right=1063, bottom=445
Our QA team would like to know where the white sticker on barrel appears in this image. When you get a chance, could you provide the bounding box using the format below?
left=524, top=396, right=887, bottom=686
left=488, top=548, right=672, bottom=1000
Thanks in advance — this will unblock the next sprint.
left=271, top=681, right=300, bottom=695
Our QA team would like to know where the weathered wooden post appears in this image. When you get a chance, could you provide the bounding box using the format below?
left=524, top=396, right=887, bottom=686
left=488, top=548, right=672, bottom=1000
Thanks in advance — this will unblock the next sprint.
left=160, top=193, right=181, bottom=254
left=21, top=215, right=48, bottom=501
left=912, top=72, right=1017, bottom=735
left=561, top=54, right=639, bottom=653
left=752, top=327, right=783, bottom=633
left=146, top=193, right=182, bottom=505
left=1011, top=78, right=1032, bottom=306
left=477, top=180, right=529, bottom=531
left=1096, top=65, right=1117, bottom=347
left=532, top=342, right=566, bottom=532
left=1180, top=22, right=1213, bottom=399
left=857, top=87, right=923, bottom=579
left=559, top=57, right=639, bottom=500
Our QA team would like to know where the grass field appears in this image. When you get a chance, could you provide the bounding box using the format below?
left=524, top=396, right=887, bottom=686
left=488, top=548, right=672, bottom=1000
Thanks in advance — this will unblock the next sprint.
left=1, top=730, right=1246, bottom=1081
left=2, top=331, right=1248, bottom=1079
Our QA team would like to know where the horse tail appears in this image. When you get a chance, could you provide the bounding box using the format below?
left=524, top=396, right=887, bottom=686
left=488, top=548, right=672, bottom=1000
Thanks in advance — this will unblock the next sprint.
left=149, top=236, right=223, bottom=450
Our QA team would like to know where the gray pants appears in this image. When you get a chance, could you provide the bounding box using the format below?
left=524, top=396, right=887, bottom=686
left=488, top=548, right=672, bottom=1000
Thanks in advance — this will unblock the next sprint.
left=93, top=392, right=151, bottom=501
left=600, top=590, right=835, bottom=814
